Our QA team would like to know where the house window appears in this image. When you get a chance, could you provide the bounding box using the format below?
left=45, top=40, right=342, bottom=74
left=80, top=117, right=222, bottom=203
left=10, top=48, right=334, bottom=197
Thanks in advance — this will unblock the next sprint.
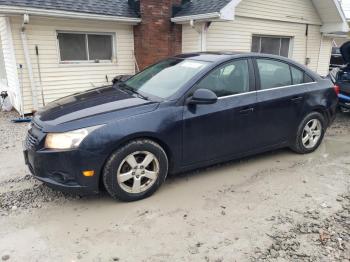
left=57, top=32, right=114, bottom=63
left=252, top=36, right=291, bottom=57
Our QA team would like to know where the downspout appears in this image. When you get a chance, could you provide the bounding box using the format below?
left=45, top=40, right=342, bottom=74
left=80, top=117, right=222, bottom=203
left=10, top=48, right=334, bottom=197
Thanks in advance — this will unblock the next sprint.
left=20, top=14, right=38, bottom=111
left=305, top=24, right=310, bottom=66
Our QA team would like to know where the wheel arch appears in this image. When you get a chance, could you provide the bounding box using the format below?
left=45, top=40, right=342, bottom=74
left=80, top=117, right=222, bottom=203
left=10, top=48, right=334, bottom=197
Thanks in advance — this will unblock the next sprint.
left=98, top=133, right=174, bottom=191
left=309, top=106, right=330, bottom=126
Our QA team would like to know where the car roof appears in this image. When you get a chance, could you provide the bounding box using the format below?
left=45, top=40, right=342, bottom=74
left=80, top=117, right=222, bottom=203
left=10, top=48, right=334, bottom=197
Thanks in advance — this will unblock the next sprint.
left=173, top=52, right=322, bottom=79
left=174, top=52, right=244, bottom=62
left=175, top=52, right=297, bottom=63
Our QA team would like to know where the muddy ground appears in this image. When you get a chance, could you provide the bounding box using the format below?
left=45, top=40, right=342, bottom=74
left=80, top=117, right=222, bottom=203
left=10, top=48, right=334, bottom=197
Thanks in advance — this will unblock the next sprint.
left=0, top=111, right=349, bottom=262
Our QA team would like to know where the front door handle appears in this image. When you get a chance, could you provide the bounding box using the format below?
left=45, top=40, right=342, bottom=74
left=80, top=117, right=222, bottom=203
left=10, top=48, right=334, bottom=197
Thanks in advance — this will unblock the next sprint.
left=291, top=96, right=303, bottom=103
left=239, top=108, right=254, bottom=114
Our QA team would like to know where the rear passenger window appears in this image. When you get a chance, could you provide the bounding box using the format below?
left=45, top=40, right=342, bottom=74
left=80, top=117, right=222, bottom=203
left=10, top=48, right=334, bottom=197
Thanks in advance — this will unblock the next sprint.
left=291, top=66, right=314, bottom=84
left=304, top=74, right=314, bottom=83
left=257, top=59, right=292, bottom=90
left=291, top=67, right=304, bottom=85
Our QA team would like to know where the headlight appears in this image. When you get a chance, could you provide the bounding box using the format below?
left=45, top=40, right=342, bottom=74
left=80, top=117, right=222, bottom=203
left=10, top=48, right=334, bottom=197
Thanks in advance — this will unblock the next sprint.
left=45, top=126, right=102, bottom=150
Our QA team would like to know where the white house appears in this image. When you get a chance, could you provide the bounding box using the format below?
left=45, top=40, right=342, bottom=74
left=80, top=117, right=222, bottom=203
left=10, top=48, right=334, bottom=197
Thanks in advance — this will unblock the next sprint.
left=177, top=0, right=349, bottom=76
left=0, top=0, right=348, bottom=114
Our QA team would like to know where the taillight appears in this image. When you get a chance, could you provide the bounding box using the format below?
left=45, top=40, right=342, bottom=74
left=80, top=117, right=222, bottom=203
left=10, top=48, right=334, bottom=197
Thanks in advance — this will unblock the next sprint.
left=333, top=84, right=340, bottom=95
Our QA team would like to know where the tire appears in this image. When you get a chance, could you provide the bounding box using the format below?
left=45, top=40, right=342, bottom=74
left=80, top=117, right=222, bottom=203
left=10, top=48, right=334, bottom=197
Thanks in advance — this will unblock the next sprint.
left=290, top=112, right=326, bottom=154
left=103, top=139, right=168, bottom=202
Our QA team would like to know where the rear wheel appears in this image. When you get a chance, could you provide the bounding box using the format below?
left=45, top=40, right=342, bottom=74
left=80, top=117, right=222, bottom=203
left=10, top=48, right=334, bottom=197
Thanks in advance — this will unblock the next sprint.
left=103, top=139, right=168, bottom=201
left=291, top=112, right=325, bottom=154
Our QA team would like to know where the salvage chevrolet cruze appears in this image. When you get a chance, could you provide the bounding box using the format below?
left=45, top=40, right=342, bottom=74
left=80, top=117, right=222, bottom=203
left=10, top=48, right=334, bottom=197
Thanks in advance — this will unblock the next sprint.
left=24, top=52, right=338, bottom=201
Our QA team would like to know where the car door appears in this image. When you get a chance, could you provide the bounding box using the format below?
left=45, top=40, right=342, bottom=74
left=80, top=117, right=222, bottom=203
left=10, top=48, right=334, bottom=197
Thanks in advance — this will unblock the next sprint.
left=254, top=58, right=313, bottom=147
left=182, top=59, right=257, bottom=165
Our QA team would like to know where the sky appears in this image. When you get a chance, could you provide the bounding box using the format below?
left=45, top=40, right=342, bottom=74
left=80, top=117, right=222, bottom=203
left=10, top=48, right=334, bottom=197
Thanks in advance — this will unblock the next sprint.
left=341, top=0, right=350, bottom=18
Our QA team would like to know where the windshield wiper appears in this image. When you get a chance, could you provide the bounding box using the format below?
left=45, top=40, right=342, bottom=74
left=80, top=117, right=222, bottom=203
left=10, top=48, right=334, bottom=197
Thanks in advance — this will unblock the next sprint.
left=118, top=83, right=149, bottom=101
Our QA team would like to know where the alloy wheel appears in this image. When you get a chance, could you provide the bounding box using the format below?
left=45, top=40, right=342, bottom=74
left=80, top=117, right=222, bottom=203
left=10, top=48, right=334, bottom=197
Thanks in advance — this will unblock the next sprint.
left=117, top=151, right=160, bottom=194
left=302, top=119, right=322, bottom=149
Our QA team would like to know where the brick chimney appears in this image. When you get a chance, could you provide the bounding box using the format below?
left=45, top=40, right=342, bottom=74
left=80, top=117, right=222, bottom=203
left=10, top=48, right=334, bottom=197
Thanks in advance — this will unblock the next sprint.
left=133, top=0, right=182, bottom=70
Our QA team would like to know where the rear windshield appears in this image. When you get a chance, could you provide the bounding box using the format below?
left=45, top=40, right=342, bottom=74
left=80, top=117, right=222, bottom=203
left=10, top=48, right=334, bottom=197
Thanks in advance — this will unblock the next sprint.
left=124, top=58, right=210, bottom=99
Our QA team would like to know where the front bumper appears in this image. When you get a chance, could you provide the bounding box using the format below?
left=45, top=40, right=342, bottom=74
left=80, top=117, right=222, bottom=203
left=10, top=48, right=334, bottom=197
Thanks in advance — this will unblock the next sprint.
left=23, top=147, right=104, bottom=195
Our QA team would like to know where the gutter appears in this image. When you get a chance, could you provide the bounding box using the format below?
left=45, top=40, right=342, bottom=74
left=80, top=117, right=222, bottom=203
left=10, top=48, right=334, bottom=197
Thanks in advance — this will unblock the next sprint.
left=0, top=5, right=141, bottom=24
left=171, top=12, right=221, bottom=23
left=323, top=33, right=348, bottom=38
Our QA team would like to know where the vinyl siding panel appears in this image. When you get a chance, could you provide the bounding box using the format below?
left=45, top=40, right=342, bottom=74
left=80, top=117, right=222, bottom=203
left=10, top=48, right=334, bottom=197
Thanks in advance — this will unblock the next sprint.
left=182, top=0, right=330, bottom=75
left=206, top=17, right=308, bottom=63
left=182, top=25, right=200, bottom=53
left=0, top=37, right=6, bottom=82
left=235, top=0, right=322, bottom=25
left=182, top=16, right=331, bottom=75
left=0, top=17, right=21, bottom=111
left=9, top=16, right=135, bottom=113
left=317, top=37, right=333, bottom=76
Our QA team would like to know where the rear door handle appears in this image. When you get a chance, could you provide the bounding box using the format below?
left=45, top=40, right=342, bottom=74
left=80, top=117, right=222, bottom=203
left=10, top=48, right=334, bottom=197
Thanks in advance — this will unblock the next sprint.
left=291, top=96, right=303, bottom=103
left=239, top=108, right=254, bottom=114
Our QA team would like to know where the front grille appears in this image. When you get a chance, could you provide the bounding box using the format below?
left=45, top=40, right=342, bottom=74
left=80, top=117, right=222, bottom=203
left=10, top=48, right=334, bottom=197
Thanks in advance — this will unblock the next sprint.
left=25, top=131, right=39, bottom=150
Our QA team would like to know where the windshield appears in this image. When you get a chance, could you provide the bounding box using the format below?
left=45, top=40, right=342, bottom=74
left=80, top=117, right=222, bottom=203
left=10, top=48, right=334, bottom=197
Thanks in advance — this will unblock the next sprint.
left=124, top=58, right=210, bottom=99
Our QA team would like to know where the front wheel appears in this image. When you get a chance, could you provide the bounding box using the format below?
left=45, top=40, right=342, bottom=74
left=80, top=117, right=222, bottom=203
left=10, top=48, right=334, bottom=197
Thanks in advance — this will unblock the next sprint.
left=103, top=139, right=168, bottom=202
left=291, top=112, right=326, bottom=154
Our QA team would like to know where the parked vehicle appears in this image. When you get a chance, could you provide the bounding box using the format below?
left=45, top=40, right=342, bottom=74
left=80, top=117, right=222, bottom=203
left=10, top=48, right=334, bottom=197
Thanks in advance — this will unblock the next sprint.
left=329, top=42, right=350, bottom=112
left=329, top=46, right=345, bottom=70
left=23, top=52, right=338, bottom=201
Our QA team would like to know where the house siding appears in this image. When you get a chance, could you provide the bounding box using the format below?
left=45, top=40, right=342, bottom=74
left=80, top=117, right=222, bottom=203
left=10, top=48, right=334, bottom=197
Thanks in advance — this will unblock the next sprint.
left=182, top=0, right=332, bottom=76
left=235, top=0, right=322, bottom=25
left=182, top=25, right=201, bottom=53
left=0, top=17, right=21, bottom=111
left=317, top=36, right=333, bottom=76
left=8, top=16, right=135, bottom=113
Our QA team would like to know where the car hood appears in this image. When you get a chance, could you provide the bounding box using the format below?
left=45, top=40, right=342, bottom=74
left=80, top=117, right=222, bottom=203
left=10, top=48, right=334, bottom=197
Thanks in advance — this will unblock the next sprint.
left=340, top=41, right=350, bottom=63
left=34, top=85, right=159, bottom=132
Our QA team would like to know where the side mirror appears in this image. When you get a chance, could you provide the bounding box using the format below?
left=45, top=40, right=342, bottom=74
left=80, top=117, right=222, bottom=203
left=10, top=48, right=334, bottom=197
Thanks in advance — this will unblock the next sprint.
left=187, top=89, right=218, bottom=105
left=112, top=74, right=133, bottom=84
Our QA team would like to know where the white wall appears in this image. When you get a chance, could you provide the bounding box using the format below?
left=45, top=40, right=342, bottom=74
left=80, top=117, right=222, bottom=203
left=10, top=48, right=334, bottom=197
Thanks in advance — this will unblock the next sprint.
left=235, top=0, right=322, bottom=25
left=0, top=37, right=7, bottom=84
left=0, top=17, right=21, bottom=111
left=182, top=0, right=332, bottom=76
left=9, top=16, right=136, bottom=113
left=340, top=0, right=350, bottom=19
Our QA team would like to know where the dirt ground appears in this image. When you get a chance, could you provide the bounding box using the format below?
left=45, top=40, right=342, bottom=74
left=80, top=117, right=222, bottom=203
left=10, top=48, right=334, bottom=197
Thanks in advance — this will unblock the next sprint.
left=0, top=111, right=350, bottom=262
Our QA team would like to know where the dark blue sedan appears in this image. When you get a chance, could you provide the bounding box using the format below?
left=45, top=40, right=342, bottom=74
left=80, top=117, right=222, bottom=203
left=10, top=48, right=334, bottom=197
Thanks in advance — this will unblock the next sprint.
left=24, top=52, right=338, bottom=201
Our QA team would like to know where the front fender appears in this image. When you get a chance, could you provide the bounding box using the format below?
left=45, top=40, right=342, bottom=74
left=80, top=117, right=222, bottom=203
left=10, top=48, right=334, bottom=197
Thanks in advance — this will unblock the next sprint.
left=80, top=105, right=184, bottom=172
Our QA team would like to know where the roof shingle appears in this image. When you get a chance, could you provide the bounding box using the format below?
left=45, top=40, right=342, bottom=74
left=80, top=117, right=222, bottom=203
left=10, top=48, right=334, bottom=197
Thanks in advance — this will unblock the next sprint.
left=174, top=0, right=232, bottom=17
left=0, top=0, right=139, bottom=18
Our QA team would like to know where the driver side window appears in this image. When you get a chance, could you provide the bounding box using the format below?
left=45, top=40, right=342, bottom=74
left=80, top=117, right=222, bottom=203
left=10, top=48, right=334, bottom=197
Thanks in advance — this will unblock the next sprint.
left=195, top=60, right=250, bottom=97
